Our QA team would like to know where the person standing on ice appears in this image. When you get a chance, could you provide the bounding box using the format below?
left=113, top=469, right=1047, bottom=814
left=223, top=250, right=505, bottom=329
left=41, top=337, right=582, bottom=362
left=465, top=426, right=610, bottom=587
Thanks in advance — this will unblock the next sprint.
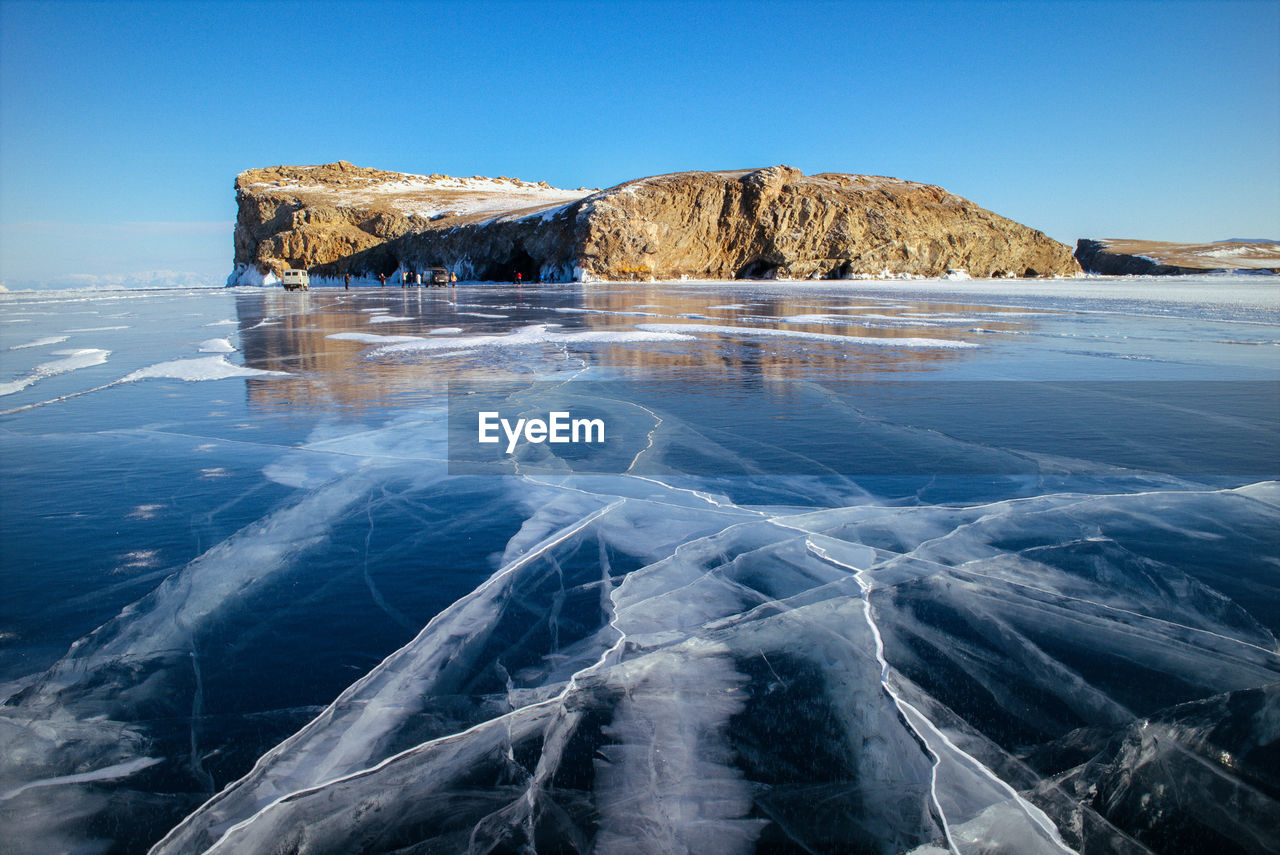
left=450, top=271, right=457, bottom=286
left=516, top=271, right=522, bottom=286
left=379, top=273, right=386, bottom=287
left=344, top=273, right=350, bottom=289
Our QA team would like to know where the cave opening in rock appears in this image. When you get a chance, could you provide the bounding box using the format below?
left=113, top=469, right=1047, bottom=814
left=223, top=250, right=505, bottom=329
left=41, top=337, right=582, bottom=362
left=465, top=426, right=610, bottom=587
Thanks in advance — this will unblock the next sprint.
left=825, top=261, right=854, bottom=280
left=482, top=249, right=542, bottom=283
left=736, top=258, right=778, bottom=280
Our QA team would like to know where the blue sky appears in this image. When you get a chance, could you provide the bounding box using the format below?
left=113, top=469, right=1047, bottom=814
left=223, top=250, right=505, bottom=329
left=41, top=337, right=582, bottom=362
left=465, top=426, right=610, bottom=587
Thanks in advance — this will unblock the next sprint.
left=1, top=0, right=1277, bottom=288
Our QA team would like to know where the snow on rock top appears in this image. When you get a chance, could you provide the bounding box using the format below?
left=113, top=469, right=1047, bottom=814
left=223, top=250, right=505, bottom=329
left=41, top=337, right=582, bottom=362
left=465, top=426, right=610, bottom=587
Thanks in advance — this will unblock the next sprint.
left=238, top=162, right=595, bottom=221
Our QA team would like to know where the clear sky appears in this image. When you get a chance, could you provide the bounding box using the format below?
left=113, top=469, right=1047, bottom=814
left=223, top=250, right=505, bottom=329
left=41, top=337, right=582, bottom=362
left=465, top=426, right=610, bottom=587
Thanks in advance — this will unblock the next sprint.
left=1, top=0, right=1277, bottom=288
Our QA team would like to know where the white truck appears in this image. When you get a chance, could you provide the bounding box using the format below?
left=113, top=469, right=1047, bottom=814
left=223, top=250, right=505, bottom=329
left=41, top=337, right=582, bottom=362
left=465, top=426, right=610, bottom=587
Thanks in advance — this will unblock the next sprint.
left=282, top=269, right=310, bottom=291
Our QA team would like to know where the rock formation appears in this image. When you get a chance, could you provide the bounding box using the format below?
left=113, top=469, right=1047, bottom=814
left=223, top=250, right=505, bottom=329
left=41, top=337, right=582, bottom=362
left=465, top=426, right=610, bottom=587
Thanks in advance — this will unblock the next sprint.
left=230, top=162, right=1082, bottom=284
left=1076, top=238, right=1280, bottom=275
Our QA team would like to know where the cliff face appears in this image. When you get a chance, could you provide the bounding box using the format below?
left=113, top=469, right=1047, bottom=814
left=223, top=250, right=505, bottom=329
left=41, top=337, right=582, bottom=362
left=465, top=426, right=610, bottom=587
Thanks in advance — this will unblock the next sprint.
left=230, top=162, right=1081, bottom=284
left=573, top=166, right=1078, bottom=280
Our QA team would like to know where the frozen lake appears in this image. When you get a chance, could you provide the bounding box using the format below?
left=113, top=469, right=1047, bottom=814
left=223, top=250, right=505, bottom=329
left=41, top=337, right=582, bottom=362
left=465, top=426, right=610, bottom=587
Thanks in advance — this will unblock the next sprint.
left=1, top=277, right=1278, bottom=854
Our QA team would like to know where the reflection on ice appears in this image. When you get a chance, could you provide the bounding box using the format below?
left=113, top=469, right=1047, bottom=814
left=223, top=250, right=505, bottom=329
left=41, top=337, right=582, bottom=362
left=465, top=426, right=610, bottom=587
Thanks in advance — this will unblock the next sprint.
left=635, top=322, right=980, bottom=348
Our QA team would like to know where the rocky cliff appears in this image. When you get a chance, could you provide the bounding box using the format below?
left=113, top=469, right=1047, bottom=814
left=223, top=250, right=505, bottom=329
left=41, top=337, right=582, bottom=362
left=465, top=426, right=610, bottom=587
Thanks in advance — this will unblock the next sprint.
left=1076, top=238, right=1280, bottom=275
left=230, top=162, right=1081, bottom=284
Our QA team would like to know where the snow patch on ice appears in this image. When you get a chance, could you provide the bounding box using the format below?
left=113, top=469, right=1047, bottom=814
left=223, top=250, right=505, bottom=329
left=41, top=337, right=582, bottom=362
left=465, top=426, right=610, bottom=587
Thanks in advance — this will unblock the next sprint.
left=0, top=348, right=111, bottom=396
left=197, top=338, right=236, bottom=353
left=0, top=757, right=162, bottom=802
left=327, top=332, right=425, bottom=344
left=369, top=323, right=696, bottom=356
left=9, top=335, right=69, bottom=350
left=121, top=356, right=288, bottom=383
left=634, top=323, right=980, bottom=348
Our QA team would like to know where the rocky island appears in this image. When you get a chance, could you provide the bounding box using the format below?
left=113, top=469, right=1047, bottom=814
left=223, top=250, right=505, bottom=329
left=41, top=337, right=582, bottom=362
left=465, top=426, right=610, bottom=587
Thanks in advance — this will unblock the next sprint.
left=229, top=161, right=1082, bottom=285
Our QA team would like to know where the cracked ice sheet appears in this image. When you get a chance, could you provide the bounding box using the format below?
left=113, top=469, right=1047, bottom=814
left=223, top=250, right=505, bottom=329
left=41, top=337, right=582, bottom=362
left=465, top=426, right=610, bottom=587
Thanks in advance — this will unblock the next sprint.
left=133, top=480, right=1280, bottom=854
left=8, top=463, right=1280, bottom=853
left=0, top=409, right=470, bottom=853
left=160, top=509, right=955, bottom=855
left=152, top=477, right=764, bottom=853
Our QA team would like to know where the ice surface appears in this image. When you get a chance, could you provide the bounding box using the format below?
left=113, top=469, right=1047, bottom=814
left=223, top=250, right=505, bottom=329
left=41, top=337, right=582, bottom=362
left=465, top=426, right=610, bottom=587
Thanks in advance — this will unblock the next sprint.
left=1, top=279, right=1278, bottom=855
left=145, top=477, right=1279, bottom=854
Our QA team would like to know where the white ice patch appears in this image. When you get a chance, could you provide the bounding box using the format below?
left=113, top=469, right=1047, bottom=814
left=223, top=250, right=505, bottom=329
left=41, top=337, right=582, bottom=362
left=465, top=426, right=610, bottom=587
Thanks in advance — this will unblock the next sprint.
left=327, top=332, right=425, bottom=344
left=121, top=356, right=288, bottom=383
left=9, top=335, right=69, bottom=350
left=427, top=327, right=463, bottom=335
left=0, top=756, right=163, bottom=802
left=779, top=313, right=848, bottom=324
left=197, top=338, right=236, bottom=353
left=553, top=307, right=663, bottom=317
left=368, top=323, right=696, bottom=356
left=634, top=323, right=979, bottom=348
left=227, top=265, right=280, bottom=288
left=368, top=315, right=413, bottom=323
left=0, top=348, right=110, bottom=396
left=593, top=642, right=767, bottom=855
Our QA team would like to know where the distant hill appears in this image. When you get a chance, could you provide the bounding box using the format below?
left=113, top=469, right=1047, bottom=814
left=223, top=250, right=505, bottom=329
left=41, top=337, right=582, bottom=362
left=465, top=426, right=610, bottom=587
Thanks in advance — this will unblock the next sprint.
left=1076, top=238, right=1280, bottom=275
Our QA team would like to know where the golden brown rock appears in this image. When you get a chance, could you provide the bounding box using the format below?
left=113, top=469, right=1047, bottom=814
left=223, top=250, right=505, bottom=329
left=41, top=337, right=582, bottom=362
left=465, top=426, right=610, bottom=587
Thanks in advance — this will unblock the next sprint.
left=230, top=162, right=1080, bottom=284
